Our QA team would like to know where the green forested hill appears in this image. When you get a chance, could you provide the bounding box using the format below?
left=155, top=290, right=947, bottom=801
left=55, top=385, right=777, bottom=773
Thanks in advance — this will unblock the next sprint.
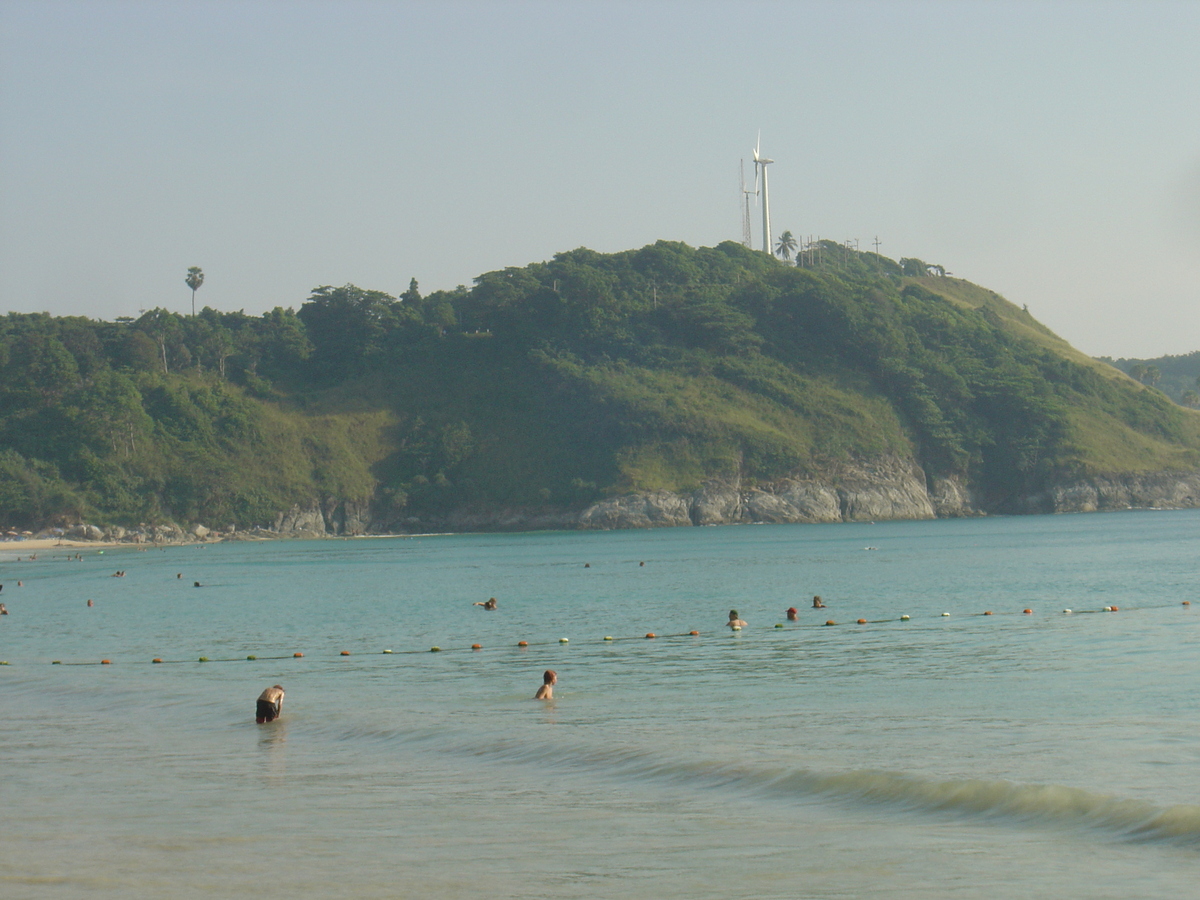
left=2, top=240, right=1198, bottom=532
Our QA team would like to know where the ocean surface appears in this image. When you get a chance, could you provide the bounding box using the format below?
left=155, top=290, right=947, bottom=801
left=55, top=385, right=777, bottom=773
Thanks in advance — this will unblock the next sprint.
left=2, top=510, right=1199, bottom=899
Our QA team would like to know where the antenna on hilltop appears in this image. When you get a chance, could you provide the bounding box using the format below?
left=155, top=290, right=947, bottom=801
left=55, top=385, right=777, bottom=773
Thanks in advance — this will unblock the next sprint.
left=752, top=132, right=773, bottom=255
left=739, top=159, right=756, bottom=247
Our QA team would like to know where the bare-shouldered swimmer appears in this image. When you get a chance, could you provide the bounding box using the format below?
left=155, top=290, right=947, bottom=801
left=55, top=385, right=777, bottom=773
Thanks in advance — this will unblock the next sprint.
left=534, top=669, right=557, bottom=700
left=727, top=609, right=747, bottom=629
left=256, top=684, right=285, bottom=723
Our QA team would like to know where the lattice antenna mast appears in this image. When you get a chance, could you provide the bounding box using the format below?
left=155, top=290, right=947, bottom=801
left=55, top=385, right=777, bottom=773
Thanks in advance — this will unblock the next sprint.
left=740, top=159, right=756, bottom=247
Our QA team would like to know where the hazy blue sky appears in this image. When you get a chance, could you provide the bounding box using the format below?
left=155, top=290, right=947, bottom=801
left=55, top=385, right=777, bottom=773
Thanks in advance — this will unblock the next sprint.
left=2, top=0, right=1198, bottom=357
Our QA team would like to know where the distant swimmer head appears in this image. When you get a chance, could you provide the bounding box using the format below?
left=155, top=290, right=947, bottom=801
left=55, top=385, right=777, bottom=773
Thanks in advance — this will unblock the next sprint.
left=729, top=609, right=739, bottom=620
left=194, top=581, right=201, bottom=587
left=786, top=607, right=798, bottom=620
left=543, top=670, right=557, bottom=685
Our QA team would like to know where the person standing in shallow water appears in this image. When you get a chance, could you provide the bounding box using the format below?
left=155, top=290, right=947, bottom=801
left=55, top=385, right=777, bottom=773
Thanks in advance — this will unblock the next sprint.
left=534, top=670, right=557, bottom=700
left=256, top=685, right=284, bottom=723
left=727, top=609, right=747, bottom=629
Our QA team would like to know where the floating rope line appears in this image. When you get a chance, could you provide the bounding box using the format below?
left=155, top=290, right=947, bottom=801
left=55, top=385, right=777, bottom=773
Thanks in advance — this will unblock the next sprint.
left=9, top=603, right=1192, bottom=667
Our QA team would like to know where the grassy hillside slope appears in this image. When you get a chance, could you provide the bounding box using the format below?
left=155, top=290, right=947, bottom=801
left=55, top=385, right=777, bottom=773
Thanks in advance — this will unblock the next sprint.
left=2, top=241, right=1198, bottom=531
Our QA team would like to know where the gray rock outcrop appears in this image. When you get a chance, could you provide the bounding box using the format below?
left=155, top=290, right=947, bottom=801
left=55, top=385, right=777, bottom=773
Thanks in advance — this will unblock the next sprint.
left=576, top=456, right=936, bottom=530
left=1013, top=471, right=1200, bottom=514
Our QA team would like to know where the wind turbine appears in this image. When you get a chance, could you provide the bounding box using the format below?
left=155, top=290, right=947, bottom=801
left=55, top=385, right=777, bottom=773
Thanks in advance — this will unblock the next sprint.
left=752, top=133, right=773, bottom=255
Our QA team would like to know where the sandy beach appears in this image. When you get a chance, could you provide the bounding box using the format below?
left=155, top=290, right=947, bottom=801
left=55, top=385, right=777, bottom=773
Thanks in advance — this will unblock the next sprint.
left=1, top=538, right=129, bottom=552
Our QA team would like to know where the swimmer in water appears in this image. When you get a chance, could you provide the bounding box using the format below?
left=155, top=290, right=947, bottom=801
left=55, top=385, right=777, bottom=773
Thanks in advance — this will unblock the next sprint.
left=786, top=607, right=798, bottom=621
left=87, top=599, right=94, bottom=607
left=534, top=670, right=557, bottom=700
left=728, top=609, right=747, bottom=629
left=0, top=603, right=7, bottom=615
left=473, top=597, right=498, bottom=610
left=256, top=684, right=285, bottom=723
left=812, top=595, right=826, bottom=609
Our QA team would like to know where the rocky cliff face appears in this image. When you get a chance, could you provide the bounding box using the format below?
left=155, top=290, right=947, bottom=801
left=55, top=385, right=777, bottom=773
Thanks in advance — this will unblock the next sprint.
left=261, top=461, right=1200, bottom=537
left=577, top=456, right=937, bottom=530
left=51, top=463, right=1197, bottom=542
left=1010, top=471, right=1200, bottom=514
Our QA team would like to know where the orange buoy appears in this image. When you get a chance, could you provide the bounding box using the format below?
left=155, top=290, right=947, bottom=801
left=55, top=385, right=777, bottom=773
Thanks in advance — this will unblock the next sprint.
left=824, top=620, right=836, bottom=626
left=340, top=650, right=350, bottom=656
left=1023, top=609, right=1033, bottom=614
left=1110, top=605, right=1119, bottom=612
left=518, top=641, right=528, bottom=647
left=152, top=658, right=163, bottom=664
left=472, top=643, right=482, bottom=650
left=293, top=652, right=303, bottom=658
left=983, top=611, right=993, bottom=615
left=101, top=659, right=112, bottom=664
left=646, top=632, right=656, bottom=639
left=857, top=618, right=867, bottom=624
left=1183, top=601, right=1191, bottom=606
left=689, top=630, right=699, bottom=635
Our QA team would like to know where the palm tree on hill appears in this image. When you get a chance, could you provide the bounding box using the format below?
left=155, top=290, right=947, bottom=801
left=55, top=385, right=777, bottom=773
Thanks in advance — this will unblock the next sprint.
left=775, top=230, right=797, bottom=262
left=185, top=267, right=204, bottom=316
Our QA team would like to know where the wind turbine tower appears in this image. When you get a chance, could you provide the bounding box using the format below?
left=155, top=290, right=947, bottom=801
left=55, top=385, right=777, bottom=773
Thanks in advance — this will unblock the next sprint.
left=753, top=135, right=774, bottom=255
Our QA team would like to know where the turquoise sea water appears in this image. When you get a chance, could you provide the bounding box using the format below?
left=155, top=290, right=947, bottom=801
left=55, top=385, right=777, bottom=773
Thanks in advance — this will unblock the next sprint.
left=2, top=510, right=1199, bottom=898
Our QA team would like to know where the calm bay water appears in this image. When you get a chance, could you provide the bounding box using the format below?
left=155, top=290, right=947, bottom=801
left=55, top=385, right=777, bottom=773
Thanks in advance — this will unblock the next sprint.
left=2, top=510, right=1199, bottom=898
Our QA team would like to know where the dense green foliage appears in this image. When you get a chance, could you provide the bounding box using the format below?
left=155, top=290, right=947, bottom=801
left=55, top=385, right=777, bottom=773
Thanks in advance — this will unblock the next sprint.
left=1099, top=351, right=1200, bottom=408
left=2, top=241, right=1198, bottom=530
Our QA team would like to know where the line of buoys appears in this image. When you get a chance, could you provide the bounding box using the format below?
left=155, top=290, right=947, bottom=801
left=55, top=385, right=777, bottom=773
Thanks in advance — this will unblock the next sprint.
left=20, top=602, right=1194, bottom=667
